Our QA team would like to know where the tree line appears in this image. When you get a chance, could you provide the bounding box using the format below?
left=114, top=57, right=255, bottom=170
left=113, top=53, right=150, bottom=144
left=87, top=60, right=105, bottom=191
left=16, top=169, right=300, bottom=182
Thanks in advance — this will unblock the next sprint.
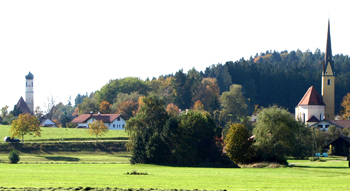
left=2, top=49, right=350, bottom=126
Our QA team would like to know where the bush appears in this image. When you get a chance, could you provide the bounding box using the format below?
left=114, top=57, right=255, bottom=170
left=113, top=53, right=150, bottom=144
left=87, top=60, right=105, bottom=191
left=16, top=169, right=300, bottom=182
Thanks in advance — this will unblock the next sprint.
left=8, top=149, right=20, bottom=164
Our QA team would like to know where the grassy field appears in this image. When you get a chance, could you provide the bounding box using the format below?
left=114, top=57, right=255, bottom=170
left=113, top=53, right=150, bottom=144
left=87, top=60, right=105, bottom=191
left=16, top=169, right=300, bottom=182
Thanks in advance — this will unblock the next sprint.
left=0, top=125, right=128, bottom=141
left=0, top=151, right=131, bottom=164
left=0, top=154, right=349, bottom=190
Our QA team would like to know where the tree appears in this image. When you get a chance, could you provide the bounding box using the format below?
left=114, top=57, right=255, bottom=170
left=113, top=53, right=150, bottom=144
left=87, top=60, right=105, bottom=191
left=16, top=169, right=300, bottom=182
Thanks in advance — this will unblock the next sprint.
left=193, top=100, right=205, bottom=112
left=99, top=100, right=111, bottom=114
left=10, top=113, right=40, bottom=143
left=166, top=103, right=180, bottom=117
left=253, top=105, right=308, bottom=163
left=43, top=95, right=59, bottom=119
left=34, top=106, right=43, bottom=119
left=224, top=123, right=254, bottom=164
left=78, top=93, right=100, bottom=114
left=341, top=93, right=350, bottom=120
left=219, top=84, right=248, bottom=124
left=1, top=105, right=9, bottom=119
left=87, top=120, right=109, bottom=143
left=126, top=95, right=169, bottom=164
left=115, top=99, right=138, bottom=120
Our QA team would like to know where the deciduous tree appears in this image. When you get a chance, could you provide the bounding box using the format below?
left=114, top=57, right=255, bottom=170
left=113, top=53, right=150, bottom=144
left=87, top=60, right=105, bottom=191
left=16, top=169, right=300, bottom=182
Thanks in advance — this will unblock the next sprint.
left=88, top=120, right=109, bottom=143
left=224, top=123, right=254, bottom=164
left=253, top=105, right=309, bottom=163
left=99, top=100, right=112, bottom=114
left=10, top=113, right=40, bottom=142
left=219, top=84, right=248, bottom=124
left=115, top=99, right=138, bottom=120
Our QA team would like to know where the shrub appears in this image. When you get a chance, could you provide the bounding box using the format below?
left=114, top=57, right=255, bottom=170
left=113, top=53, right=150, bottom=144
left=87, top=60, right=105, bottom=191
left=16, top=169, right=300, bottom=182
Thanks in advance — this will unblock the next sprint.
left=8, top=149, right=20, bottom=164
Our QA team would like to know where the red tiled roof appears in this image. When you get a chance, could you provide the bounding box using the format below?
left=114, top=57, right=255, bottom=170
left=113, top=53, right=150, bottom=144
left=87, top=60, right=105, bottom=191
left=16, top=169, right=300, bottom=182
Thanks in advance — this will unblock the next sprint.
left=329, top=120, right=350, bottom=128
left=307, top=115, right=320, bottom=123
left=72, top=114, right=122, bottom=123
left=297, top=86, right=325, bottom=106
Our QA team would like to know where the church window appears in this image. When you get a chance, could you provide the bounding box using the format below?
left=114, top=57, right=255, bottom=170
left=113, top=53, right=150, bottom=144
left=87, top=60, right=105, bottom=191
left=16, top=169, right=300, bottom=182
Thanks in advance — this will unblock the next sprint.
left=327, top=79, right=331, bottom=85
left=32, top=82, right=33, bottom=87
left=26, top=82, right=27, bottom=87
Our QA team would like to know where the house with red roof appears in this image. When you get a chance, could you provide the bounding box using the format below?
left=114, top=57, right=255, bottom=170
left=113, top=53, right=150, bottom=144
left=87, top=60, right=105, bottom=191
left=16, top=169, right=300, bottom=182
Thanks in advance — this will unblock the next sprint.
left=71, top=112, right=126, bottom=130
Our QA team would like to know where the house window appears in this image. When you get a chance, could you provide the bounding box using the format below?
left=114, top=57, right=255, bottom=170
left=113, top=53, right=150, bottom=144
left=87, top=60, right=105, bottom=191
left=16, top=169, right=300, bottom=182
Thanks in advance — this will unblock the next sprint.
left=318, top=125, right=323, bottom=128
left=327, top=79, right=331, bottom=85
left=117, top=117, right=120, bottom=121
left=113, top=124, right=115, bottom=128
left=325, top=125, right=329, bottom=129
left=123, top=124, right=125, bottom=128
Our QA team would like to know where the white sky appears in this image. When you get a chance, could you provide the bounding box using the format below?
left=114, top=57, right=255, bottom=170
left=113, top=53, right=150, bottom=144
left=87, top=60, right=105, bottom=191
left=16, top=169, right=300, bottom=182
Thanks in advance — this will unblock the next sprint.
left=1, top=0, right=350, bottom=112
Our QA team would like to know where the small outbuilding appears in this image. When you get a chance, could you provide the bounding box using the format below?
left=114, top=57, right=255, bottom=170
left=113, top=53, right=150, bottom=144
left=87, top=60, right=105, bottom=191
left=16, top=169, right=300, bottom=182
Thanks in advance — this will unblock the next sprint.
left=324, top=136, right=350, bottom=156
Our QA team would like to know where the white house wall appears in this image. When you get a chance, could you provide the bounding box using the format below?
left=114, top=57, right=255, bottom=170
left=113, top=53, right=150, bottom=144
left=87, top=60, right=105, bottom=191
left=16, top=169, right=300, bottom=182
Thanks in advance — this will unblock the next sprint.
left=83, top=117, right=126, bottom=130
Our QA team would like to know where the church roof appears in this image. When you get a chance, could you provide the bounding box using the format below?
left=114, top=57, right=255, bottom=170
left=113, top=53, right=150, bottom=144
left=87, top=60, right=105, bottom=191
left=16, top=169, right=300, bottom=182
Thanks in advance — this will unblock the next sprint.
left=16, top=97, right=31, bottom=114
left=307, top=115, right=320, bottom=123
left=297, top=86, right=325, bottom=106
left=25, top=72, right=34, bottom=80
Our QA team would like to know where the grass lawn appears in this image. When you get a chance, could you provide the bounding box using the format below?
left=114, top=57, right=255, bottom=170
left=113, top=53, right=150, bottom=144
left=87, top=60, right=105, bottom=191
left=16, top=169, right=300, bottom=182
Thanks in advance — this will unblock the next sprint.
left=0, top=154, right=349, bottom=190
left=0, top=125, right=128, bottom=141
left=0, top=151, right=131, bottom=164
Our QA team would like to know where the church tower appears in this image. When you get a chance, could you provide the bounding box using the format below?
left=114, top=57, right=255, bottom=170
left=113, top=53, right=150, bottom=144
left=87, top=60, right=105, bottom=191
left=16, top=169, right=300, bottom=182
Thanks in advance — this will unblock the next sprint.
left=25, top=71, right=34, bottom=114
left=321, top=20, right=335, bottom=120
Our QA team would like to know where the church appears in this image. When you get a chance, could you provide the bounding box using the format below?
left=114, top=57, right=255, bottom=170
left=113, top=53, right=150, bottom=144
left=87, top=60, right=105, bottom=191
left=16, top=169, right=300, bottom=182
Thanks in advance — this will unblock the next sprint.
left=295, top=20, right=335, bottom=127
left=14, top=71, right=34, bottom=115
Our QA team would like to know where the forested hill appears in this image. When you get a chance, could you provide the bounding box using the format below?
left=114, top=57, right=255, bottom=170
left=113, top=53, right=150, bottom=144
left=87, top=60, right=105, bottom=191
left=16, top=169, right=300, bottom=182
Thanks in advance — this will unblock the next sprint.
left=202, top=49, right=350, bottom=114
left=78, top=49, right=350, bottom=117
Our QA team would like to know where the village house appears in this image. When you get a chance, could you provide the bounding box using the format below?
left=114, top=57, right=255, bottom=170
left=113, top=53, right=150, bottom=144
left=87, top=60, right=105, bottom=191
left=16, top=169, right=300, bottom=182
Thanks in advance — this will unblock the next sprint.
left=71, top=112, right=126, bottom=130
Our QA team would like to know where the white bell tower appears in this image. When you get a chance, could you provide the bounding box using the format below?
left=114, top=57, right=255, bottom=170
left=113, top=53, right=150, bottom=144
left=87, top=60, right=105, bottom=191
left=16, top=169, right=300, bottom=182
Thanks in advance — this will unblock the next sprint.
left=25, top=71, right=34, bottom=114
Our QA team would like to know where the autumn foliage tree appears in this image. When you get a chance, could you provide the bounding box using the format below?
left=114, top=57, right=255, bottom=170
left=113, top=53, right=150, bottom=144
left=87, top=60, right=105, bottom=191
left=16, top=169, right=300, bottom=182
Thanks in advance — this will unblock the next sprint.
left=341, top=93, right=350, bottom=119
left=116, top=99, right=138, bottom=120
left=88, top=120, right=109, bottom=143
left=10, top=113, right=40, bottom=142
left=224, top=123, right=254, bottom=164
left=193, top=100, right=205, bottom=112
left=166, top=103, right=180, bottom=117
left=99, top=100, right=112, bottom=114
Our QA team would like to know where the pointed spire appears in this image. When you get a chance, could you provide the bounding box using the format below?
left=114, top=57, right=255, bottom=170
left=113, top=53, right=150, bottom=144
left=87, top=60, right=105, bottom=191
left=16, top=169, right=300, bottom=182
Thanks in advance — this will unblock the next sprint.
left=325, top=19, right=332, bottom=62
left=323, top=19, right=334, bottom=76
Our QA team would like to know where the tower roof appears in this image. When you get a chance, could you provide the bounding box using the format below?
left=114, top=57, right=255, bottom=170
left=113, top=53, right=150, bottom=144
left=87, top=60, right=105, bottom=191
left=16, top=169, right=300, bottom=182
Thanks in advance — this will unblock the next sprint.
left=297, top=86, right=325, bottom=106
left=323, top=20, right=335, bottom=75
left=25, top=71, right=34, bottom=80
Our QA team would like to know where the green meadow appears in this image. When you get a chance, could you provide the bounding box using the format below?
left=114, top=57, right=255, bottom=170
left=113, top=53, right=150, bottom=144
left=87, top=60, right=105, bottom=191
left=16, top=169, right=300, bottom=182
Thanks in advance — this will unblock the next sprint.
left=0, top=125, right=128, bottom=141
left=0, top=153, right=349, bottom=190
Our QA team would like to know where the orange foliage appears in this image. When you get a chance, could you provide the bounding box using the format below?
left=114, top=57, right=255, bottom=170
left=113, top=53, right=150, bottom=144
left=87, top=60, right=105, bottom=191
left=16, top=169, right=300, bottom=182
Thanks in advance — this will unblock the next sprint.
left=99, top=100, right=111, bottom=114
left=166, top=103, right=180, bottom=117
left=193, top=100, right=204, bottom=111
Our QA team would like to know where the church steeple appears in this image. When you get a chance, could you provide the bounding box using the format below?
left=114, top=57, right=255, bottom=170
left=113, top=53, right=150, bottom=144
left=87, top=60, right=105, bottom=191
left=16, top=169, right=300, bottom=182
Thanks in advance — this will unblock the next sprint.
left=323, top=19, right=334, bottom=76
left=321, top=19, right=335, bottom=120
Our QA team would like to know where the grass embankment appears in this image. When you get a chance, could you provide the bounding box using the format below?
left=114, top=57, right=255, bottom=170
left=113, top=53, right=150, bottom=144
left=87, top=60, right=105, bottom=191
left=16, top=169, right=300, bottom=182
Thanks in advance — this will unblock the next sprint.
left=0, top=125, right=129, bottom=142
left=0, top=155, right=349, bottom=190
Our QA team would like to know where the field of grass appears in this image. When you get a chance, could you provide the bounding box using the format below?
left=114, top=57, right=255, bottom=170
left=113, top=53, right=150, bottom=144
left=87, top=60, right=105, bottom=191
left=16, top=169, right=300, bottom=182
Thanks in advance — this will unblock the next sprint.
left=0, top=151, right=131, bottom=164
left=0, top=153, right=349, bottom=190
left=0, top=125, right=129, bottom=141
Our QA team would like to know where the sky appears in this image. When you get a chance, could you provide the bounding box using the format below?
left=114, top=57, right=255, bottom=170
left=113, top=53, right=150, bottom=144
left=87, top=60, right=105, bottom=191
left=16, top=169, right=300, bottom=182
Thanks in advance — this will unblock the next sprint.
left=1, top=0, right=350, bottom=113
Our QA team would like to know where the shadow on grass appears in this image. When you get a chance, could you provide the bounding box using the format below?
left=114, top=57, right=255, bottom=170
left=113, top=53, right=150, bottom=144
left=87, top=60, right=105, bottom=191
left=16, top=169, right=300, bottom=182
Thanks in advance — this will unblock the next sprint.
left=293, top=165, right=349, bottom=169
left=40, top=156, right=80, bottom=161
